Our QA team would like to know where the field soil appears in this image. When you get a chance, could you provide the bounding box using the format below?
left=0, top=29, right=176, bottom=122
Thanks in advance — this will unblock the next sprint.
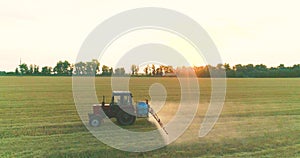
left=0, top=77, right=299, bottom=157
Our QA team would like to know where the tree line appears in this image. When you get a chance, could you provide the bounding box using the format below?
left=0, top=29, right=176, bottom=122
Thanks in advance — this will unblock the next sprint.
left=0, top=59, right=299, bottom=78
left=193, top=63, right=300, bottom=78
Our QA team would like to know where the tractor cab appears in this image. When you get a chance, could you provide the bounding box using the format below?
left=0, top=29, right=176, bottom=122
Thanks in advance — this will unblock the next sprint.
left=111, top=91, right=133, bottom=106
left=89, top=91, right=136, bottom=127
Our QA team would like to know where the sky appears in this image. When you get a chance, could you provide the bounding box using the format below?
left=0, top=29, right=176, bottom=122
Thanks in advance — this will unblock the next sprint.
left=1, top=0, right=300, bottom=71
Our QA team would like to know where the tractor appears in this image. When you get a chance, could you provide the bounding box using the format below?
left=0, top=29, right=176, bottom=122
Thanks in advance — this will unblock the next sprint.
left=88, top=91, right=149, bottom=127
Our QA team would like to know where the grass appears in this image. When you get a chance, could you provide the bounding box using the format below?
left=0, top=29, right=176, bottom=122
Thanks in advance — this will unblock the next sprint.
left=0, top=77, right=299, bottom=157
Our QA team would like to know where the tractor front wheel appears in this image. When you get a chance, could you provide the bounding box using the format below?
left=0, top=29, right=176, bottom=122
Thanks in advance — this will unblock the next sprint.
left=89, top=116, right=102, bottom=127
left=117, top=112, right=136, bottom=126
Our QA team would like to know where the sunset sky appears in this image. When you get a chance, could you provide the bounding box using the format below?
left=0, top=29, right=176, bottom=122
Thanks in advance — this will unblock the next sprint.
left=1, top=0, right=300, bottom=71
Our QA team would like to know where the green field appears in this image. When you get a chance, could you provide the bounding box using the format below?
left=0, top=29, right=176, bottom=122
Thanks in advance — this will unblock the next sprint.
left=0, top=77, right=299, bottom=157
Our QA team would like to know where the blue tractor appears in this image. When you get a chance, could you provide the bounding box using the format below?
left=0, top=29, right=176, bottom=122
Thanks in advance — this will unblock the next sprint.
left=88, top=91, right=149, bottom=127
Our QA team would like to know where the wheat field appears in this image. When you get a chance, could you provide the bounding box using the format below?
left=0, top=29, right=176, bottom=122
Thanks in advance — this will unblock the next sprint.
left=0, top=77, right=299, bottom=157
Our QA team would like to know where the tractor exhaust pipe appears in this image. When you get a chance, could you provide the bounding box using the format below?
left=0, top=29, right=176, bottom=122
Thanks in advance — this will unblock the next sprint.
left=102, top=95, right=105, bottom=106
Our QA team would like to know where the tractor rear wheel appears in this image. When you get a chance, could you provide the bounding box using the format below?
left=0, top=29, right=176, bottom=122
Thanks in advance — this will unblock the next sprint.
left=89, top=116, right=101, bottom=127
left=117, top=111, right=136, bottom=126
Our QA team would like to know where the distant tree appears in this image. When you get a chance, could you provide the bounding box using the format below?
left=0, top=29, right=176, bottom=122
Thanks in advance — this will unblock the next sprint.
left=234, top=64, right=246, bottom=77
left=19, top=63, right=28, bottom=75
left=245, top=64, right=255, bottom=77
left=165, top=65, right=174, bottom=73
left=152, top=64, right=156, bottom=76
left=54, top=61, right=62, bottom=75
left=143, top=65, right=149, bottom=75
left=278, top=64, right=285, bottom=70
left=74, top=59, right=99, bottom=76
left=86, top=62, right=93, bottom=75
left=254, top=64, right=268, bottom=77
left=33, top=65, right=39, bottom=74
left=41, top=66, right=52, bottom=75
left=277, top=64, right=289, bottom=77
left=15, top=68, right=19, bottom=75
left=224, top=63, right=235, bottom=77
left=63, top=61, right=72, bottom=75
left=120, top=67, right=126, bottom=75
left=224, top=63, right=231, bottom=71
left=134, top=66, right=139, bottom=75
left=28, top=64, right=34, bottom=75
left=114, top=67, right=125, bottom=76
left=193, top=66, right=202, bottom=77
left=292, top=64, right=300, bottom=69
left=109, top=67, right=113, bottom=76
left=131, top=65, right=139, bottom=75
left=6, top=71, right=14, bottom=75
left=158, top=65, right=164, bottom=76
left=131, top=65, right=135, bottom=75
left=86, top=59, right=100, bottom=75
left=192, top=65, right=210, bottom=77
left=292, top=64, right=300, bottom=77
left=69, top=64, right=74, bottom=75
left=54, top=60, right=71, bottom=75
left=155, top=68, right=160, bottom=76
left=255, top=64, right=267, bottom=71
left=0, top=71, right=6, bottom=76
left=75, top=62, right=86, bottom=75
left=216, top=63, right=224, bottom=70
left=102, top=65, right=110, bottom=76
left=92, top=59, right=100, bottom=75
